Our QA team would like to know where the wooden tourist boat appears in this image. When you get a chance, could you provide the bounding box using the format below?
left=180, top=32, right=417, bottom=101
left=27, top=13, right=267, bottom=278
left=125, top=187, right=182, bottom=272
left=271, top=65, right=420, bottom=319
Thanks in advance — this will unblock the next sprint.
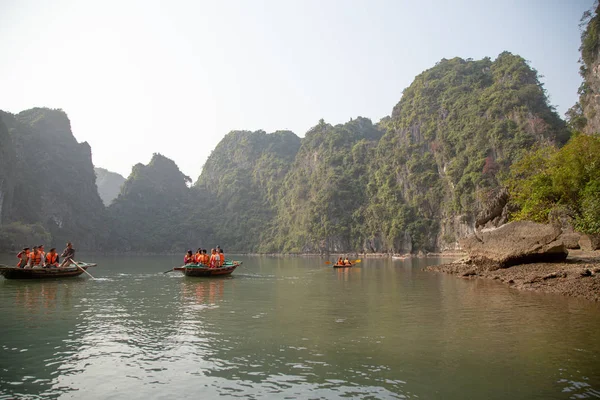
left=0, top=262, right=97, bottom=280
left=173, top=260, right=241, bottom=277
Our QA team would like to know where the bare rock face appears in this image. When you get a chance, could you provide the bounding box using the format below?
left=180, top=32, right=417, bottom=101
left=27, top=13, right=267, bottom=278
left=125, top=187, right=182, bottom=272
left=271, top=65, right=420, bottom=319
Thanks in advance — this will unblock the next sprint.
left=579, top=234, right=600, bottom=251
left=460, top=221, right=568, bottom=269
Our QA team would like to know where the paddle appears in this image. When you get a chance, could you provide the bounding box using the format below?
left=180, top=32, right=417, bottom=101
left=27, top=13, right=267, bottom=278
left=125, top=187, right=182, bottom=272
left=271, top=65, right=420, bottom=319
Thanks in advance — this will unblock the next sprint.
left=71, top=259, right=95, bottom=279
left=163, top=268, right=174, bottom=274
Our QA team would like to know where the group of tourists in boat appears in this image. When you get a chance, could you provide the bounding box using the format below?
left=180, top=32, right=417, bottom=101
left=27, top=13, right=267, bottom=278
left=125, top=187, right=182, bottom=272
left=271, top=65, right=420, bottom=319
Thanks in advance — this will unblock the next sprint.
left=15, top=242, right=76, bottom=269
left=173, top=245, right=242, bottom=277
left=184, top=246, right=226, bottom=268
left=335, top=257, right=353, bottom=267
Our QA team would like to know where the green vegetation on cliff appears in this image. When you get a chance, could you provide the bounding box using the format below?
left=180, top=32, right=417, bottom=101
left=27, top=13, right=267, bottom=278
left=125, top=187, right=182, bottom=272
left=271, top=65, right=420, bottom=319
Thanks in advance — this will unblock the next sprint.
left=363, top=53, right=568, bottom=253
left=107, top=153, right=194, bottom=252
left=194, top=130, right=301, bottom=252
left=570, top=3, right=600, bottom=134
left=506, top=134, right=600, bottom=234
left=0, top=108, right=106, bottom=251
left=0, top=48, right=581, bottom=254
left=272, top=118, right=382, bottom=253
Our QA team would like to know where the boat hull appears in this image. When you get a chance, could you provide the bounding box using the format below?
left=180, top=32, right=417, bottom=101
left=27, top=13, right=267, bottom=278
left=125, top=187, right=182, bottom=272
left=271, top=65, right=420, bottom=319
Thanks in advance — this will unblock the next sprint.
left=174, top=261, right=241, bottom=277
left=0, top=264, right=93, bottom=279
left=333, top=264, right=352, bottom=268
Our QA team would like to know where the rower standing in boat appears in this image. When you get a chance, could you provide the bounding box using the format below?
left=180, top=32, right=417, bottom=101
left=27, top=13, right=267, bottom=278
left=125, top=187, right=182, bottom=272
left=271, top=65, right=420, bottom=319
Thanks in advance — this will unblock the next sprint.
left=59, top=242, right=75, bottom=267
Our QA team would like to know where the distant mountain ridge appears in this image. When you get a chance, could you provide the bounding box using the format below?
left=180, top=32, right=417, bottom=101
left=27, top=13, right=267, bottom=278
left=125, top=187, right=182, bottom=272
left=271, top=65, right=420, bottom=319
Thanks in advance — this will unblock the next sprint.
left=95, top=167, right=125, bottom=206
left=3, top=11, right=600, bottom=254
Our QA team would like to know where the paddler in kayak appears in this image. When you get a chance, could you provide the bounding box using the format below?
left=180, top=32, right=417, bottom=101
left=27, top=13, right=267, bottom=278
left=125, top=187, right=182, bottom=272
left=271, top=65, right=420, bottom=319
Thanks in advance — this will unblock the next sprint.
left=343, top=257, right=352, bottom=266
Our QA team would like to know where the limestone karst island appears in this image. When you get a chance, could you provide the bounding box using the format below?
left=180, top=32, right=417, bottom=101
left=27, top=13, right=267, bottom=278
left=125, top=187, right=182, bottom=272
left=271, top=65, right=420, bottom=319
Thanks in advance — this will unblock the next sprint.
left=0, top=1, right=599, bottom=399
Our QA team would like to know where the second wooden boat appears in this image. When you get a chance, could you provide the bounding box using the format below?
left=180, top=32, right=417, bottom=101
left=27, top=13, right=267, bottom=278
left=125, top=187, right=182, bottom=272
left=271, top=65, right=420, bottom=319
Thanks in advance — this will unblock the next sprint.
left=173, top=260, right=241, bottom=277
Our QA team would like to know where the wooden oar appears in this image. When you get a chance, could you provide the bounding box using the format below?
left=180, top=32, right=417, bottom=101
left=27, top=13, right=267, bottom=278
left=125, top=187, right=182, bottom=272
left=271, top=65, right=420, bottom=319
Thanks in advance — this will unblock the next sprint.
left=163, top=268, right=175, bottom=274
left=71, top=259, right=95, bottom=279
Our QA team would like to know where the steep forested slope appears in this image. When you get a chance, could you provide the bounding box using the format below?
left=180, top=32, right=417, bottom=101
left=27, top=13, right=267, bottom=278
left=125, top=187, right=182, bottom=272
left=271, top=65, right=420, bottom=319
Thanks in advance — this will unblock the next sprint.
left=569, top=3, right=600, bottom=134
left=363, top=53, right=569, bottom=253
left=95, top=167, right=126, bottom=206
left=0, top=50, right=577, bottom=254
left=272, top=118, right=382, bottom=253
left=107, top=153, right=195, bottom=252
left=0, top=108, right=106, bottom=250
left=194, top=130, right=301, bottom=252
left=0, top=115, right=15, bottom=225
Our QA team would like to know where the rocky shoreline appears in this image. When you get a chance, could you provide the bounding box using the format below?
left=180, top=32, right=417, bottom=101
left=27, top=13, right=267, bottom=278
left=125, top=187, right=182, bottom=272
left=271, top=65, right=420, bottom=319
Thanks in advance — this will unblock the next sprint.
left=426, top=249, right=600, bottom=302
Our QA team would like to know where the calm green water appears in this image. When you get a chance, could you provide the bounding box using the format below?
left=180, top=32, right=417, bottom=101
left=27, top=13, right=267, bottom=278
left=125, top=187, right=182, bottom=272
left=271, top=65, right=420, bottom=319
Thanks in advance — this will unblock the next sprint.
left=0, top=254, right=599, bottom=399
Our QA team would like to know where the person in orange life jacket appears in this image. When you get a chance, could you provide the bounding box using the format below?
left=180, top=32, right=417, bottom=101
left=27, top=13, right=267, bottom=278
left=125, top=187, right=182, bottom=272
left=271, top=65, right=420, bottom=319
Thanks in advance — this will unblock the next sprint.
left=209, top=248, right=219, bottom=268
left=59, top=242, right=75, bottom=267
left=337, top=257, right=343, bottom=266
left=38, top=244, right=46, bottom=262
left=45, top=248, right=60, bottom=267
left=184, top=250, right=194, bottom=264
left=219, top=248, right=225, bottom=266
left=343, top=257, right=351, bottom=266
left=195, top=248, right=203, bottom=264
left=201, top=249, right=209, bottom=265
left=28, top=247, right=43, bottom=268
left=16, top=248, right=30, bottom=268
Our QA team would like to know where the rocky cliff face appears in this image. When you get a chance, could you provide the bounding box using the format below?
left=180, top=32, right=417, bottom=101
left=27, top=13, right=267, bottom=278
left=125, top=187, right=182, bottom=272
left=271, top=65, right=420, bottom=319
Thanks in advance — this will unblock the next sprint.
left=0, top=116, right=15, bottom=225
left=0, top=108, right=107, bottom=249
left=194, top=130, right=301, bottom=252
left=364, top=53, right=569, bottom=253
left=95, top=167, right=126, bottom=206
left=107, top=153, right=194, bottom=252
left=576, top=4, right=600, bottom=135
left=274, top=118, right=382, bottom=253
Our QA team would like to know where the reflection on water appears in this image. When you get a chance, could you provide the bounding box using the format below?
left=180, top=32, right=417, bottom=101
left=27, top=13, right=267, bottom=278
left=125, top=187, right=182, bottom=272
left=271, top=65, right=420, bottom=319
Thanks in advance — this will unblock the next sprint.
left=0, top=254, right=599, bottom=399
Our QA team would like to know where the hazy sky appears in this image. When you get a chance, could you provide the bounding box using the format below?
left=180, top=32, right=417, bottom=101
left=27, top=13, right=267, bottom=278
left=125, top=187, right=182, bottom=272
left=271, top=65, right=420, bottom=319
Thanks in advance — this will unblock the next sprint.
left=0, top=0, right=593, bottom=179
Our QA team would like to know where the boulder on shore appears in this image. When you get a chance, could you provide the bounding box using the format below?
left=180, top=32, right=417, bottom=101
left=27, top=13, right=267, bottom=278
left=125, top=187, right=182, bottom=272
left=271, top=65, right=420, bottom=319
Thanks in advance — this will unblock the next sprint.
left=579, top=234, right=600, bottom=251
left=559, top=232, right=581, bottom=249
left=460, top=221, right=568, bottom=269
